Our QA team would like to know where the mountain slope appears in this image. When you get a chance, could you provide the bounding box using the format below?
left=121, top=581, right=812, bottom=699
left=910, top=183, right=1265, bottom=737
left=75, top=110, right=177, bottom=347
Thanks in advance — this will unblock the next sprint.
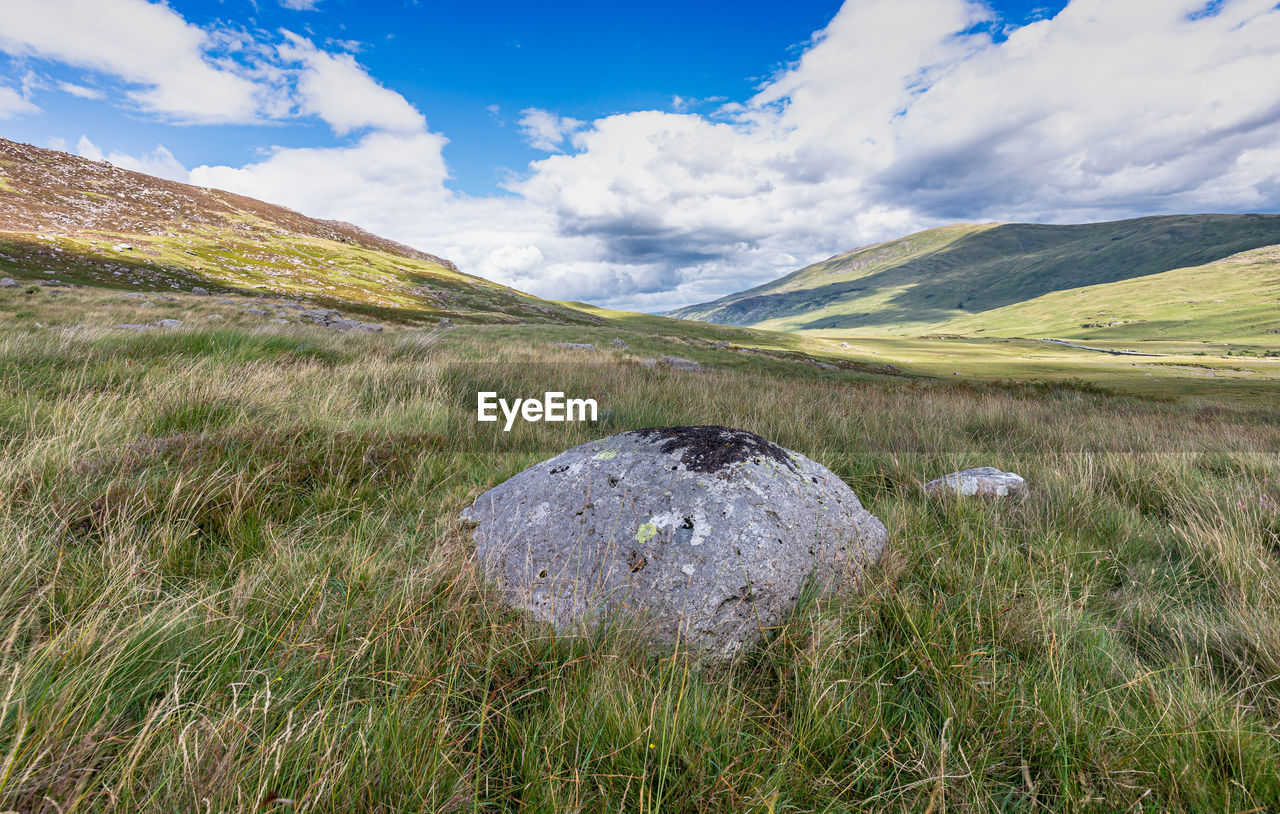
left=670, top=215, right=1280, bottom=335
left=929, top=243, right=1280, bottom=342
left=0, top=138, right=593, bottom=325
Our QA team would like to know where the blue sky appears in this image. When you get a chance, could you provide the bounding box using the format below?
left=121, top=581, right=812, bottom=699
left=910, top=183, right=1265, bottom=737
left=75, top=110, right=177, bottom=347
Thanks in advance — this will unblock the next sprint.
left=2, top=0, right=1278, bottom=311
left=1, top=0, right=1065, bottom=195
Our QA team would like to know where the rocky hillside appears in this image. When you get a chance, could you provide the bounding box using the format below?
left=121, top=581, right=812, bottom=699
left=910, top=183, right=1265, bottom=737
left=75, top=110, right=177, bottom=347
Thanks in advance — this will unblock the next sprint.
left=0, top=138, right=593, bottom=325
left=671, top=214, right=1280, bottom=336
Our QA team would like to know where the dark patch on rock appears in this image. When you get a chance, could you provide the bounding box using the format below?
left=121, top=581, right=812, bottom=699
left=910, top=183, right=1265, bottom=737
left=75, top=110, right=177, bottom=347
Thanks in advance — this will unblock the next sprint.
left=629, top=425, right=796, bottom=474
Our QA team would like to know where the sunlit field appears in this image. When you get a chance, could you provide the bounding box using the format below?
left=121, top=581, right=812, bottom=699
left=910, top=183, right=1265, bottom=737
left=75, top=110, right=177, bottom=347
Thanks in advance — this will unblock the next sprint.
left=3, top=293, right=1279, bottom=810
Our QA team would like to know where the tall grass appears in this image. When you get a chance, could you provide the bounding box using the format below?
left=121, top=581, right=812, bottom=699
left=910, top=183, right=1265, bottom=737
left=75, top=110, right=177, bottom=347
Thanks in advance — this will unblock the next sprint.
left=1, top=321, right=1278, bottom=811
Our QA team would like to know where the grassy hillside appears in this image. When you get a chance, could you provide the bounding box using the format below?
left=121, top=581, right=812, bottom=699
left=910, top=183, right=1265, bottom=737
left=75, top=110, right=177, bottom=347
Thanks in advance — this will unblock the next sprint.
left=928, top=243, right=1280, bottom=343
left=671, top=214, right=1280, bottom=336
left=0, top=138, right=593, bottom=326
left=2, top=286, right=1280, bottom=811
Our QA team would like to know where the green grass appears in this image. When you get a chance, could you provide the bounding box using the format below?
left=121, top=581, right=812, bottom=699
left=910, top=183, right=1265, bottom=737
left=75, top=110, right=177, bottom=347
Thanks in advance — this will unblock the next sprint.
left=672, top=214, right=1280, bottom=338
left=927, top=244, right=1280, bottom=343
left=2, top=289, right=1280, bottom=810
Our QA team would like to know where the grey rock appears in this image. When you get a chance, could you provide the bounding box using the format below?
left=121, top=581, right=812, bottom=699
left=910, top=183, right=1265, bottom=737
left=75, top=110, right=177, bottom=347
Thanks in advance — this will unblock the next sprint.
left=713, top=341, right=730, bottom=349
left=301, top=308, right=341, bottom=323
left=191, top=287, right=210, bottom=296
left=156, top=319, right=182, bottom=329
left=139, top=301, right=156, bottom=308
left=112, top=243, right=133, bottom=252
left=924, top=467, right=1027, bottom=499
left=462, top=426, right=888, bottom=660
left=205, top=314, right=224, bottom=320
left=329, top=318, right=382, bottom=332
left=122, top=292, right=144, bottom=298
left=816, top=362, right=838, bottom=371
left=609, top=338, right=629, bottom=350
left=1, top=278, right=18, bottom=289
left=661, top=355, right=702, bottom=371
left=245, top=307, right=270, bottom=316
left=554, top=342, right=596, bottom=351
left=839, top=342, right=851, bottom=349
left=217, top=298, right=236, bottom=305
left=438, top=317, right=453, bottom=329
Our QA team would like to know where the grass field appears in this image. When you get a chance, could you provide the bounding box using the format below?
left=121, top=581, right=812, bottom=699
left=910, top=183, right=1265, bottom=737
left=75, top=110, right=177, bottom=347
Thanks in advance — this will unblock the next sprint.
left=2, top=283, right=1280, bottom=811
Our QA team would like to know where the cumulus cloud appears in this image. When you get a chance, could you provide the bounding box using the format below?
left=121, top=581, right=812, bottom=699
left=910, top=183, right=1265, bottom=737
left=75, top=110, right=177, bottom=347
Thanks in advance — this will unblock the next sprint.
left=518, top=108, right=585, bottom=152
left=277, top=31, right=426, bottom=135
left=499, top=0, right=1280, bottom=309
left=75, top=136, right=189, bottom=182
left=0, top=1, right=418, bottom=133
left=190, top=130, right=449, bottom=228
left=0, top=84, right=39, bottom=119
left=0, top=0, right=266, bottom=123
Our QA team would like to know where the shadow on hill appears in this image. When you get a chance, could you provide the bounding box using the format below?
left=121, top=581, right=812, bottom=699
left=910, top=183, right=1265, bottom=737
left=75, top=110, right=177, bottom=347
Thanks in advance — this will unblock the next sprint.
left=691, top=214, right=1280, bottom=330
left=793, top=214, right=1280, bottom=330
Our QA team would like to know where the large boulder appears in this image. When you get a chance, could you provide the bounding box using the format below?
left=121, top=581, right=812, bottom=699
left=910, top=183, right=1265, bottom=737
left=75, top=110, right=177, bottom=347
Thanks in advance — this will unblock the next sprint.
left=924, top=467, right=1027, bottom=498
left=462, top=426, right=888, bottom=659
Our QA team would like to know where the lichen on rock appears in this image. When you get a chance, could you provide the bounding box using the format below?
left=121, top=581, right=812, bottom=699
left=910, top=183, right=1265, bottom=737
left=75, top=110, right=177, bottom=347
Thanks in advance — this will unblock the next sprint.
left=461, top=426, right=888, bottom=660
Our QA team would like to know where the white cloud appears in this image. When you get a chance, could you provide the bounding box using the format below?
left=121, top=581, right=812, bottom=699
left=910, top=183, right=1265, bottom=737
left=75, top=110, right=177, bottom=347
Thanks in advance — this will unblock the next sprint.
left=518, top=108, right=584, bottom=152
left=0, top=2, right=419, bottom=134
left=277, top=31, right=426, bottom=135
left=279, top=0, right=321, bottom=9
left=57, top=80, right=104, bottom=99
left=0, top=85, right=39, bottom=119
left=190, top=130, right=450, bottom=228
left=497, top=0, right=1280, bottom=309
left=75, top=136, right=189, bottom=183
left=0, top=0, right=267, bottom=124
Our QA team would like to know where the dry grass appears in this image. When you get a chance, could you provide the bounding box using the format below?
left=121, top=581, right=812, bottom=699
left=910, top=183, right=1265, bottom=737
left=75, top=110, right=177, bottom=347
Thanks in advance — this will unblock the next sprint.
left=1, top=317, right=1278, bottom=811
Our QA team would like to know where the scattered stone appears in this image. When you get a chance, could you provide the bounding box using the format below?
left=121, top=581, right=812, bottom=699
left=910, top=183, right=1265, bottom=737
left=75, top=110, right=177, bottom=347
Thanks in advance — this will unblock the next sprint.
left=217, top=298, right=236, bottom=305
left=191, top=287, right=210, bottom=296
left=609, top=338, right=629, bottom=350
left=121, top=292, right=144, bottom=298
left=112, top=243, right=133, bottom=252
left=661, top=355, right=702, bottom=371
left=816, top=361, right=838, bottom=371
left=0, top=278, right=17, bottom=289
left=245, top=307, right=270, bottom=316
left=139, top=301, right=156, bottom=308
left=640, top=358, right=658, bottom=368
left=206, top=314, right=224, bottom=320
left=839, top=342, right=851, bottom=349
left=554, top=342, right=596, bottom=351
left=924, top=467, right=1028, bottom=499
left=462, top=426, right=888, bottom=660
left=713, top=340, right=730, bottom=349
left=302, top=308, right=341, bottom=323
left=156, top=319, right=182, bottom=329
left=438, top=317, right=453, bottom=329
left=331, top=318, right=382, bottom=332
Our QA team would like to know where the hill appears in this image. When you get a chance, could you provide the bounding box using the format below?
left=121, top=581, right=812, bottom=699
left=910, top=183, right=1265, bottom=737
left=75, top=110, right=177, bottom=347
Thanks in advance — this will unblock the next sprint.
left=670, top=215, right=1280, bottom=336
left=933, top=243, right=1280, bottom=342
left=0, top=138, right=593, bottom=325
